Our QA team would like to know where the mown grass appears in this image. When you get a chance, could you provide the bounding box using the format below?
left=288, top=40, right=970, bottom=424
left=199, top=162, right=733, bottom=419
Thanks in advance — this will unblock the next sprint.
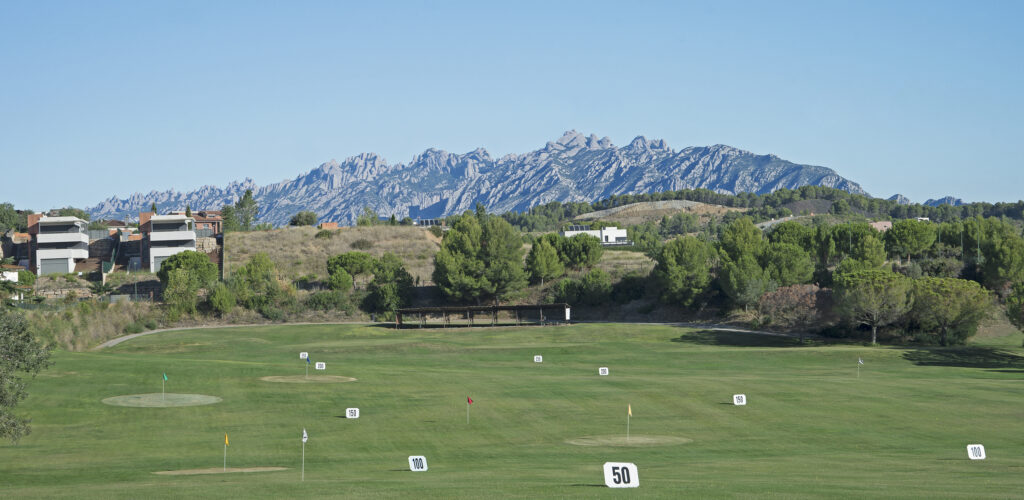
left=2, top=323, right=1022, bottom=498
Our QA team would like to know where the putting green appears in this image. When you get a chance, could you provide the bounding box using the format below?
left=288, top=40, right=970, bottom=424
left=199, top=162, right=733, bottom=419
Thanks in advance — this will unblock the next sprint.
left=101, top=393, right=223, bottom=407
left=259, top=375, right=356, bottom=383
left=565, top=435, right=693, bottom=447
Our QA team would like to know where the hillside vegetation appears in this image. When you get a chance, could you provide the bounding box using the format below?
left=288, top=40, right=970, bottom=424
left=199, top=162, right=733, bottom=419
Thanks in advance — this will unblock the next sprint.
left=225, top=226, right=441, bottom=283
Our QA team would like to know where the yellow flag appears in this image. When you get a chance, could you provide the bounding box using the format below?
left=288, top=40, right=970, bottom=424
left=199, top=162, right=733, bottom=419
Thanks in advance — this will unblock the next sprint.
left=628, top=404, right=632, bottom=417
left=225, top=434, right=229, bottom=446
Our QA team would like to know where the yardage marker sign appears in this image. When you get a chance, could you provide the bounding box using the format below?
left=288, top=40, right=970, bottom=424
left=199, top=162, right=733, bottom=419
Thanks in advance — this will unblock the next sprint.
left=603, top=462, right=639, bottom=488
left=733, top=394, right=746, bottom=405
left=315, top=362, right=326, bottom=370
left=599, top=367, right=609, bottom=376
left=299, top=352, right=308, bottom=359
left=408, top=455, right=428, bottom=471
left=534, top=355, right=543, bottom=363
left=346, top=408, right=360, bottom=419
left=967, top=444, right=986, bottom=460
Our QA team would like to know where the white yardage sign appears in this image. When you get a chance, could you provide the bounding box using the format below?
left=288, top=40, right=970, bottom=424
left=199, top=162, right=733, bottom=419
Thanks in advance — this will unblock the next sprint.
left=967, top=444, right=986, bottom=460
left=599, top=367, right=609, bottom=376
left=299, top=352, right=308, bottom=359
left=408, top=455, right=428, bottom=471
left=346, top=408, right=360, bottom=419
left=603, top=462, right=639, bottom=488
left=733, top=394, right=746, bottom=406
left=534, top=355, right=543, bottom=363
left=315, top=362, right=326, bottom=370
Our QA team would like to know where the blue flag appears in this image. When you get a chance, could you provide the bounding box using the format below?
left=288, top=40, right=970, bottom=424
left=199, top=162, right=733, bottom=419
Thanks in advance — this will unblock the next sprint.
left=306, top=358, right=311, bottom=364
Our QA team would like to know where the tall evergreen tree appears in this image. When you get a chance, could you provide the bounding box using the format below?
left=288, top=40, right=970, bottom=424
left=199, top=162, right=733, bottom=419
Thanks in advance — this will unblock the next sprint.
left=525, top=238, right=563, bottom=285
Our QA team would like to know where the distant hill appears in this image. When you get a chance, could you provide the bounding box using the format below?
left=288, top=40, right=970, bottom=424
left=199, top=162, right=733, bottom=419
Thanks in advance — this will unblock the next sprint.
left=924, top=196, right=966, bottom=207
left=888, top=194, right=912, bottom=205
left=86, top=130, right=868, bottom=225
left=574, top=200, right=743, bottom=226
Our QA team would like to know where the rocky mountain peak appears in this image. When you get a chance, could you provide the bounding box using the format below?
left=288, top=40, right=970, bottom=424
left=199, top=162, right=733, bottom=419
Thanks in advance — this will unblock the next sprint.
left=888, top=194, right=912, bottom=205
left=86, top=131, right=868, bottom=225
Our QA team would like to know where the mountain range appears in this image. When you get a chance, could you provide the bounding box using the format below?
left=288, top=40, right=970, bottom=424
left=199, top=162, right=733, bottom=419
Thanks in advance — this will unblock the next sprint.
left=86, top=131, right=869, bottom=225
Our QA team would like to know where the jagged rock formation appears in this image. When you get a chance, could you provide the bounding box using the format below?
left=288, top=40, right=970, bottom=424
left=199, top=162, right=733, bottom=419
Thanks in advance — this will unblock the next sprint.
left=888, top=194, right=912, bottom=205
left=923, top=196, right=965, bottom=207
left=87, top=131, right=868, bottom=225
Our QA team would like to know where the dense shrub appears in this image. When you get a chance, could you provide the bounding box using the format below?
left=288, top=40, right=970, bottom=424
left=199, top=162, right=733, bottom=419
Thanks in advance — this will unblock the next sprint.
left=351, top=239, right=374, bottom=250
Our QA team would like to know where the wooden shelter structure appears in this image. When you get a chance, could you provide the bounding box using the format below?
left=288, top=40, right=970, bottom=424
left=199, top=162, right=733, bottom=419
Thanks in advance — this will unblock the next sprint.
left=396, top=303, right=571, bottom=328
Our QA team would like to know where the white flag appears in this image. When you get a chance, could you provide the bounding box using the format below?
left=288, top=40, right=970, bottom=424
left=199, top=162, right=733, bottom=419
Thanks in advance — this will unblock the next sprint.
left=858, top=358, right=864, bottom=365
left=302, top=428, right=308, bottom=443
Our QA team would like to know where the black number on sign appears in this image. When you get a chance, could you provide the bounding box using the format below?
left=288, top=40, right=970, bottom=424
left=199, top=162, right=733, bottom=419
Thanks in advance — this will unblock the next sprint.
left=971, top=447, right=982, bottom=457
left=621, top=467, right=631, bottom=484
left=412, top=458, right=424, bottom=469
left=611, top=466, right=630, bottom=484
left=349, top=410, right=356, bottom=417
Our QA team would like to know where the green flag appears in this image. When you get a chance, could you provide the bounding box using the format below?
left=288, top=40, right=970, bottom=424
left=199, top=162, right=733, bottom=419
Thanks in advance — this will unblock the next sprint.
left=163, top=373, right=168, bottom=381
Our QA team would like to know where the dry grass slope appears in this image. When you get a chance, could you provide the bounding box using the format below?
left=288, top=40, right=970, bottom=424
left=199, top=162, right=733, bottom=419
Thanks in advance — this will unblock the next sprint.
left=224, top=226, right=442, bottom=283
left=574, top=200, right=745, bottom=226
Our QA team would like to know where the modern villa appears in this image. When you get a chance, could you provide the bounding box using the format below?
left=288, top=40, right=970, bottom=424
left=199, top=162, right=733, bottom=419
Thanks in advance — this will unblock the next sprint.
left=27, top=214, right=90, bottom=275
left=140, top=212, right=197, bottom=271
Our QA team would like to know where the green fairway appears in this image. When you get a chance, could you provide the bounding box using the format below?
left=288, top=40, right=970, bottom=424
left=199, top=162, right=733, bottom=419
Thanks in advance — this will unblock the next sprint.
left=2, top=323, right=1023, bottom=499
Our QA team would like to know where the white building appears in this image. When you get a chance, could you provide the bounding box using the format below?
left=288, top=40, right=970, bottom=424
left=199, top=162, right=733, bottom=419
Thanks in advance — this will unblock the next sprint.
left=31, top=216, right=89, bottom=275
left=1, top=265, right=26, bottom=301
left=142, top=213, right=197, bottom=271
left=560, top=225, right=630, bottom=246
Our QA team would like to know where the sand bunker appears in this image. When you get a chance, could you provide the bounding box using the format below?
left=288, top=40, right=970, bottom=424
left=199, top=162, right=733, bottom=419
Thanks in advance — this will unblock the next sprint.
left=566, top=435, right=692, bottom=447
left=102, top=393, right=222, bottom=407
left=154, top=467, right=288, bottom=475
left=260, top=375, right=357, bottom=383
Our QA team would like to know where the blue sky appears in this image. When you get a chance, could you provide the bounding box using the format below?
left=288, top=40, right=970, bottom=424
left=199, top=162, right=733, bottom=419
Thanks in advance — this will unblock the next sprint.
left=1, top=0, right=1021, bottom=210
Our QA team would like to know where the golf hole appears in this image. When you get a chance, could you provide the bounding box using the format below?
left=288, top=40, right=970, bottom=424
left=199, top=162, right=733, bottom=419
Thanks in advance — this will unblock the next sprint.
left=260, top=375, right=357, bottom=383
left=565, top=435, right=692, bottom=447
left=102, top=393, right=223, bottom=407
left=154, top=467, right=288, bottom=475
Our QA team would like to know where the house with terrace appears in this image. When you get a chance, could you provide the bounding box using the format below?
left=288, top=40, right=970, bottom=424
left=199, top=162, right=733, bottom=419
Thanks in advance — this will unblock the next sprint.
left=27, top=214, right=90, bottom=275
left=140, top=212, right=197, bottom=271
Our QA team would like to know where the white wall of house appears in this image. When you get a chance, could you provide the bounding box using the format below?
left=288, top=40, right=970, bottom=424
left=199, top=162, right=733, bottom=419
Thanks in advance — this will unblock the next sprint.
left=561, top=226, right=629, bottom=245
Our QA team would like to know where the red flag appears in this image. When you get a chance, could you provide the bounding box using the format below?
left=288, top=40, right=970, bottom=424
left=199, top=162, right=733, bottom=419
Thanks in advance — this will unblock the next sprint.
left=467, top=396, right=473, bottom=405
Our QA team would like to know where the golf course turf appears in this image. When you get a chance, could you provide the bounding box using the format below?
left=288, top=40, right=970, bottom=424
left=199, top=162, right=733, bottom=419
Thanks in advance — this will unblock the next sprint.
left=1, top=323, right=1022, bottom=498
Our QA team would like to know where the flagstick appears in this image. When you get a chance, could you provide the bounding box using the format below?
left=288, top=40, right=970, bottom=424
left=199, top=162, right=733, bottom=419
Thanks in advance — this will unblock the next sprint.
left=466, top=402, right=470, bottom=424
left=626, top=413, right=631, bottom=442
left=305, top=362, right=308, bottom=379
left=162, top=378, right=165, bottom=402
left=857, top=364, right=860, bottom=379
left=223, top=443, right=227, bottom=472
left=301, top=440, right=305, bottom=481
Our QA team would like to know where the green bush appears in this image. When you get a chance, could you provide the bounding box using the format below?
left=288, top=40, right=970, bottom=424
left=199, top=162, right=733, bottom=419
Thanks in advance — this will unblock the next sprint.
left=258, top=305, right=284, bottom=321
left=351, top=238, right=374, bottom=250
left=611, top=272, right=647, bottom=303
left=123, top=322, right=144, bottom=334
left=208, top=283, right=236, bottom=316
left=17, top=270, right=36, bottom=286
left=578, top=269, right=612, bottom=305
left=305, top=290, right=348, bottom=311
left=314, top=229, right=335, bottom=239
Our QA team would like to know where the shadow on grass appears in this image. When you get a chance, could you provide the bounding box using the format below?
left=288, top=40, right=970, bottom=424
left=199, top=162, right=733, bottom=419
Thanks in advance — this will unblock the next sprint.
left=901, top=346, right=1024, bottom=369
left=671, top=329, right=811, bottom=348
